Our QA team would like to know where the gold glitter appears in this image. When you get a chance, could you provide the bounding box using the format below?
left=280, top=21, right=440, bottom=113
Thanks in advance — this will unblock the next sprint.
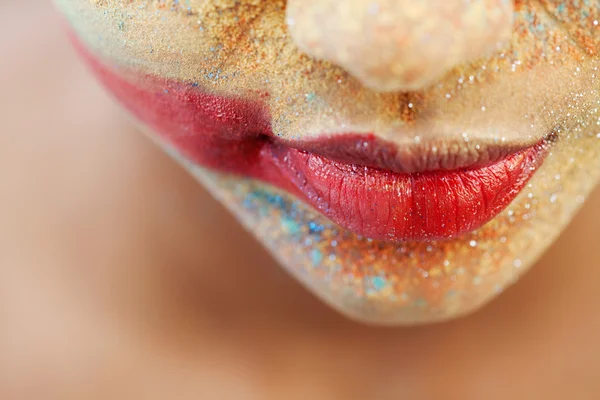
left=55, top=0, right=600, bottom=323
left=57, top=0, right=594, bottom=145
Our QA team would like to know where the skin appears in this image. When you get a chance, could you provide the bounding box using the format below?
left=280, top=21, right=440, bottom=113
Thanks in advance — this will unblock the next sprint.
left=3, top=3, right=600, bottom=397
left=286, top=0, right=514, bottom=91
left=51, top=0, right=600, bottom=323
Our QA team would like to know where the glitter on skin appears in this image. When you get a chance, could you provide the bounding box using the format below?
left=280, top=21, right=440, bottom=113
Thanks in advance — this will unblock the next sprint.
left=155, top=125, right=600, bottom=323
left=57, top=0, right=594, bottom=145
left=286, top=0, right=514, bottom=92
left=55, top=0, right=600, bottom=324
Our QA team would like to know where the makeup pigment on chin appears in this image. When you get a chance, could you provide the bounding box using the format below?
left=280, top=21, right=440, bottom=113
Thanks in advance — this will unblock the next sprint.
left=55, top=0, right=600, bottom=324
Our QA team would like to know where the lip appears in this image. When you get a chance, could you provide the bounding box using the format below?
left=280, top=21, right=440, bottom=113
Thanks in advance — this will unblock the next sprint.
left=75, top=38, right=552, bottom=242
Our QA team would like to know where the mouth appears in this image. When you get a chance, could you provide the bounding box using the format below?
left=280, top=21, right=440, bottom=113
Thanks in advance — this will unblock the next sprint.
left=77, top=38, right=553, bottom=242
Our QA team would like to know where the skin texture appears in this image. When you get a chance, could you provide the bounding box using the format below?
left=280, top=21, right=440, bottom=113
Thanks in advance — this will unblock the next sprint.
left=52, top=0, right=600, bottom=323
left=3, top=3, right=600, bottom=397
left=286, top=0, right=514, bottom=91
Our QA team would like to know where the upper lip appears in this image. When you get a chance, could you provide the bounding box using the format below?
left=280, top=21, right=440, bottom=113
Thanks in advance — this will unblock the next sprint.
left=271, top=133, right=541, bottom=174
left=77, top=34, right=554, bottom=241
left=69, top=26, right=550, bottom=177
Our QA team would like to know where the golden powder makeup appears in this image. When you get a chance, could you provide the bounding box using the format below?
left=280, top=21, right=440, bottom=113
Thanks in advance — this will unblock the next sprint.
left=55, top=0, right=600, bottom=324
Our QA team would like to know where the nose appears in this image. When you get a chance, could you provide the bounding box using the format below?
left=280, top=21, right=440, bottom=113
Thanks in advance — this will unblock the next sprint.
left=286, top=0, right=513, bottom=92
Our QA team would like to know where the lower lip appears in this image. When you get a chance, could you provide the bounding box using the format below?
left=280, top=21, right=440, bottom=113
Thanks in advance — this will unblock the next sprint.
left=75, top=38, right=549, bottom=242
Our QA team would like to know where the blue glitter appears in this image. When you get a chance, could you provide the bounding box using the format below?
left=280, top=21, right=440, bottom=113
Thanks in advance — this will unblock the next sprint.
left=372, top=276, right=387, bottom=291
left=282, top=216, right=300, bottom=235
left=265, top=193, right=286, bottom=210
left=310, top=249, right=323, bottom=266
left=308, top=221, right=325, bottom=234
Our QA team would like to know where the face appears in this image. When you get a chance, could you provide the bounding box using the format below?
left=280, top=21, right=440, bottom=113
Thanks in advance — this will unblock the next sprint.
left=55, top=0, right=600, bottom=324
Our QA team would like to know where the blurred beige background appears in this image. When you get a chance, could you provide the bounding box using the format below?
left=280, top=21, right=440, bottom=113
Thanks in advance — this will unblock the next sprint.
left=1, top=1, right=600, bottom=399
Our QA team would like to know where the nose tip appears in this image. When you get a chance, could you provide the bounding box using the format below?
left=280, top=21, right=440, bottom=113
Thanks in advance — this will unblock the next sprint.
left=286, top=0, right=513, bottom=92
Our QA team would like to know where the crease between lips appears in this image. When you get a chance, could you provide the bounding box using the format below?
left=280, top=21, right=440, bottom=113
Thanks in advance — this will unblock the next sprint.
left=273, top=134, right=539, bottom=174
left=75, top=37, right=551, bottom=243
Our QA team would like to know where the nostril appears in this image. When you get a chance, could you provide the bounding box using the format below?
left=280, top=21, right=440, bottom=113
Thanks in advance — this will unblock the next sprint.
left=286, top=0, right=514, bottom=92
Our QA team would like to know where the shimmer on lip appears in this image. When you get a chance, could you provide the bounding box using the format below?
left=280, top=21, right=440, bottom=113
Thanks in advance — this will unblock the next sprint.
left=76, top=39, right=550, bottom=242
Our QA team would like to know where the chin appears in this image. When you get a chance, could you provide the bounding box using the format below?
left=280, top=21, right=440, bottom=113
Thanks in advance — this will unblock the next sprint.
left=55, top=0, right=600, bottom=324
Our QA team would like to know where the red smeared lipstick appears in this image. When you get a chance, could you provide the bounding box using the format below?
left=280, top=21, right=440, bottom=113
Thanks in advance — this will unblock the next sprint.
left=75, top=39, right=551, bottom=242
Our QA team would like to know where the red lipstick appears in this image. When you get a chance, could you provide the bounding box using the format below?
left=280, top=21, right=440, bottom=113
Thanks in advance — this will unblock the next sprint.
left=75, top=40, right=550, bottom=242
